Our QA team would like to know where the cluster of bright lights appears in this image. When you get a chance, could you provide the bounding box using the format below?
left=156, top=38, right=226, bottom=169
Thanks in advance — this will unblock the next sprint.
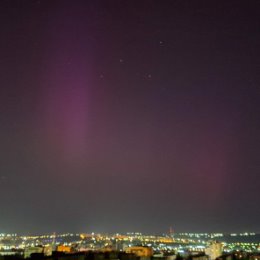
left=230, top=233, right=256, bottom=237
left=0, top=231, right=259, bottom=256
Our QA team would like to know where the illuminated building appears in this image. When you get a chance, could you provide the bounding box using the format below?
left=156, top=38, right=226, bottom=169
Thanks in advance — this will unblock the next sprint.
left=57, top=245, right=73, bottom=253
left=24, top=245, right=53, bottom=258
left=205, top=241, right=223, bottom=260
left=24, top=246, right=44, bottom=258
left=125, top=246, right=153, bottom=257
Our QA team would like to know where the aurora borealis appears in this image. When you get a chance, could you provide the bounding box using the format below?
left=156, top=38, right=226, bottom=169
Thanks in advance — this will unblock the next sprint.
left=0, top=0, right=259, bottom=234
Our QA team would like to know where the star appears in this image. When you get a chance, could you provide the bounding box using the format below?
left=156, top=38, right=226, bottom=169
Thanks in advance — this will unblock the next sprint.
left=159, top=40, right=165, bottom=46
left=143, top=74, right=152, bottom=80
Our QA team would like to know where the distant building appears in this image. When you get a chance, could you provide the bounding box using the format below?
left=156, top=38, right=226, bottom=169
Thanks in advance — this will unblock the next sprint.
left=24, top=246, right=44, bottom=258
left=24, top=245, right=52, bottom=258
left=57, top=245, right=73, bottom=253
left=205, top=241, right=222, bottom=260
left=125, top=246, right=153, bottom=257
left=43, top=245, right=53, bottom=256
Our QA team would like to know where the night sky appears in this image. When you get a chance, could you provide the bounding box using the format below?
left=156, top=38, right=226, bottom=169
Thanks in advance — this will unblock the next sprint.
left=0, top=0, right=260, bottom=235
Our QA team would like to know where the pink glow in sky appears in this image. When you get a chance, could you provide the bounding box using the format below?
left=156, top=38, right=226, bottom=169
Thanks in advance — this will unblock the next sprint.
left=40, top=4, right=92, bottom=161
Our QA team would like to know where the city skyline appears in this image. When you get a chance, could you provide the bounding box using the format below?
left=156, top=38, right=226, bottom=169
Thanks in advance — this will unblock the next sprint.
left=0, top=230, right=259, bottom=237
left=0, top=0, right=259, bottom=234
left=0, top=230, right=259, bottom=255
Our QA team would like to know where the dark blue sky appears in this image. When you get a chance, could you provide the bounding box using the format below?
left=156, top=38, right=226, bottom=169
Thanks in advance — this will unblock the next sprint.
left=0, top=0, right=259, bottom=235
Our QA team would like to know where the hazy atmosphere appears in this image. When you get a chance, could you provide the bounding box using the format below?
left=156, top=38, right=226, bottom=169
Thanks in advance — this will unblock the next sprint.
left=0, top=0, right=259, bottom=234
